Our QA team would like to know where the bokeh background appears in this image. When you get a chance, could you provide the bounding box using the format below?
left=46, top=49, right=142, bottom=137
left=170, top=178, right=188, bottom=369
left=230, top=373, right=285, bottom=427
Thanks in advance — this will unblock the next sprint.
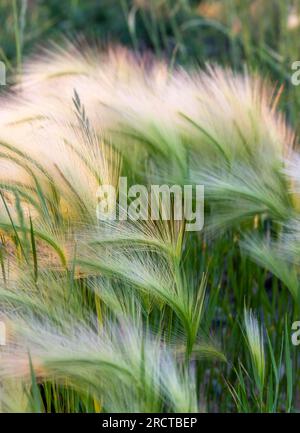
left=1, top=0, right=300, bottom=131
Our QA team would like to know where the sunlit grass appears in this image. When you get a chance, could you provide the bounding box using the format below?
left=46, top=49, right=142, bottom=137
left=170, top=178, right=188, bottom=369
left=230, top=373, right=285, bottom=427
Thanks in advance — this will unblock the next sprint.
left=0, top=0, right=299, bottom=414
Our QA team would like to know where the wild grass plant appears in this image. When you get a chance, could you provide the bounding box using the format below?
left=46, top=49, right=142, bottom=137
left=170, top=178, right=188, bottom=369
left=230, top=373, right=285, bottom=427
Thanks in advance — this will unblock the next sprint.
left=0, top=0, right=299, bottom=413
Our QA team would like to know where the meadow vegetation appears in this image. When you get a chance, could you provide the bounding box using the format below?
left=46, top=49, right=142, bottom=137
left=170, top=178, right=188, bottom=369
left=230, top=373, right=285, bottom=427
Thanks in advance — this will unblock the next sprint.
left=0, top=0, right=299, bottom=412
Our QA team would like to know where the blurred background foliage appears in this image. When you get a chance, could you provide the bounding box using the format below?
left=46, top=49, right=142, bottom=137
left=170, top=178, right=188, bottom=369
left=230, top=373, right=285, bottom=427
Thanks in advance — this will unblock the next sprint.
left=1, top=0, right=300, bottom=131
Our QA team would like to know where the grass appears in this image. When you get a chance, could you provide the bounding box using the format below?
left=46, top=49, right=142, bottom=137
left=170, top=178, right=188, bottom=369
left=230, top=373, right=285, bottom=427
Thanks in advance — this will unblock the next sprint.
left=0, top=0, right=299, bottom=413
